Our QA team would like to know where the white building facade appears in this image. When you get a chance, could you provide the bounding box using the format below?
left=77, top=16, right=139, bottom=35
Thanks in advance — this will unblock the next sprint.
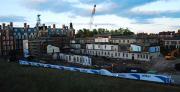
left=53, top=53, right=92, bottom=66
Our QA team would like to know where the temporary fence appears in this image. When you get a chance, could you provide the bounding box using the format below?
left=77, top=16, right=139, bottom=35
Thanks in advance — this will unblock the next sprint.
left=19, top=60, right=172, bottom=84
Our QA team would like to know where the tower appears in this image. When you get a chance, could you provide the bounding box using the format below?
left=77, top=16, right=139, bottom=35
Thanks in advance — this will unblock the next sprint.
left=69, top=22, right=75, bottom=39
left=36, top=14, right=41, bottom=27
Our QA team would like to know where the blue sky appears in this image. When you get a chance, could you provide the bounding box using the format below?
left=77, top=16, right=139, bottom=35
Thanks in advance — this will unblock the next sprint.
left=0, top=0, right=180, bottom=33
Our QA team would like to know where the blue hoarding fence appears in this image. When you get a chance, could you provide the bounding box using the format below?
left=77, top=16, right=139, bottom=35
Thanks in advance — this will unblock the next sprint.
left=19, top=60, right=173, bottom=84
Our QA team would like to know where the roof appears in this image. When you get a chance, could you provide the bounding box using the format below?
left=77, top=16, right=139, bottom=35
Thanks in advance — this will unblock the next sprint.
left=131, top=42, right=159, bottom=47
left=164, top=37, right=180, bottom=40
left=111, top=35, right=135, bottom=39
left=159, top=31, right=175, bottom=35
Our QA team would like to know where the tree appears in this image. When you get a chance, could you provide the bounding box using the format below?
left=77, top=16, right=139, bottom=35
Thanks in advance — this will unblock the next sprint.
left=123, top=28, right=134, bottom=35
left=75, top=27, right=134, bottom=38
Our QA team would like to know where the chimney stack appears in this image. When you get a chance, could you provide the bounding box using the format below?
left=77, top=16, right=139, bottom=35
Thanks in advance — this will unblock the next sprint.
left=62, top=24, right=65, bottom=29
left=10, top=22, right=13, bottom=27
left=2, top=23, right=5, bottom=29
left=24, top=23, right=27, bottom=28
left=70, top=22, right=73, bottom=29
left=53, top=24, right=56, bottom=29
left=7, top=25, right=10, bottom=28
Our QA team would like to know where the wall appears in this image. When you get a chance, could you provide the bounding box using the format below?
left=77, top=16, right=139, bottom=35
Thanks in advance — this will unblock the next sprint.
left=164, top=40, right=180, bottom=49
left=86, top=44, right=94, bottom=50
left=85, top=50, right=152, bottom=61
left=47, top=45, right=60, bottom=54
left=53, top=53, right=92, bottom=66
left=95, top=38, right=109, bottom=43
left=23, top=40, right=29, bottom=57
left=86, top=44, right=118, bottom=51
left=110, top=38, right=136, bottom=45
left=148, top=46, right=160, bottom=53
left=70, top=44, right=81, bottom=49
left=130, top=44, right=142, bottom=52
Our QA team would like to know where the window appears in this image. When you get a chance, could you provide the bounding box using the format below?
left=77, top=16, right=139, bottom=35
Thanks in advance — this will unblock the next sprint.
left=146, top=55, right=148, bottom=59
left=3, top=36, right=5, bottom=40
left=118, top=53, right=120, bottom=56
left=10, top=36, right=13, bottom=40
left=77, top=57, right=79, bottom=62
left=69, top=56, right=71, bottom=61
left=98, top=45, right=100, bottom=48
left=111, top=46, right=114, bottom=50
left=11, top=46, right=13, bottom=49
left=171, top=41, right=177, bottom=45
left=126, top=54, right=128, bottom=57
left=166, top=41, right=169, bottom=45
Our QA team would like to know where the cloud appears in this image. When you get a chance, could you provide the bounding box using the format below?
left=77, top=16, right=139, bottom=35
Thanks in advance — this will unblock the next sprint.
left=23, top=0, right=119, bottom=17
left=1, top=0, right=180, bottom=33
left=0, top=15, right=26, bottom=22
left=131, top=0, right=180, bottom=14
left=22, top=0, right=161, bottom=21
left=131, top=19, right=152, bottom=24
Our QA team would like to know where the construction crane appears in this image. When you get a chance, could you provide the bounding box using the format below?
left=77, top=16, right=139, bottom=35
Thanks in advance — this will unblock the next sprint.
left=89, top=4, right=96, bottom=30
left=73, top=4, right=117, bottom=29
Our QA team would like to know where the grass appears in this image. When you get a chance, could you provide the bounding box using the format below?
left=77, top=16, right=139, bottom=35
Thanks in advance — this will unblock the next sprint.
left=0, top=61, right=180, bottom=92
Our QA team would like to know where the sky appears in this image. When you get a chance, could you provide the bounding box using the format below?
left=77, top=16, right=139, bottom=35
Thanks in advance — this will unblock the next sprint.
left=0, top=0, right=180, bottom=33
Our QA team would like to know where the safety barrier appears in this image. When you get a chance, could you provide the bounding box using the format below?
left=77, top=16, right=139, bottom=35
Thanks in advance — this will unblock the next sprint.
left=19, top=60, right=172, bottom=84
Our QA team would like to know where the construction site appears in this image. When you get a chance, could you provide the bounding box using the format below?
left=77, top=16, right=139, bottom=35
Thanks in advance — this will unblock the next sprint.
left=0, top=4, right=180, bottom=85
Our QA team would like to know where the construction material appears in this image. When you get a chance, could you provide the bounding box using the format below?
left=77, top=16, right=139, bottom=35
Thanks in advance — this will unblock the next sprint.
left=165, top=49, right=180, bottom=60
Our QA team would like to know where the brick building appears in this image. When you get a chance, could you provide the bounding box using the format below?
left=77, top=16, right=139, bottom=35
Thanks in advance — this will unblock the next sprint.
left=0, top=23, right=16, bottom=56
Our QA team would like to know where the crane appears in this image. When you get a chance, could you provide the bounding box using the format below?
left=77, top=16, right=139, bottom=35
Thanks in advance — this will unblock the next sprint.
left=73, top=5, right=117, bottom=30
left=89, top=5, right=96, bottom=30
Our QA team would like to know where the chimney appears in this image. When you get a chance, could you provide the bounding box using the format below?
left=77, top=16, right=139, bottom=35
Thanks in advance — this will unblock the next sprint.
left=62, top=25, right=65, bottom=29
left=24, top=23, right=27, bottom=28
left=53, top=24, right=56, bottom=29
left=10, top=22, right=13, bottom=27
left=2, top=23, right=5, bottom=29
left=42, top=24, right=45, bottom=30
left=7, top=25, right=10, bottom=28
left=70, top=22, right=73, bottom=29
